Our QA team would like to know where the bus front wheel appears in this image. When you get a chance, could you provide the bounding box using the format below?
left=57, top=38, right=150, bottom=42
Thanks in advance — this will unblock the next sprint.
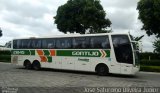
left=96, top=65, right=109, bottom=76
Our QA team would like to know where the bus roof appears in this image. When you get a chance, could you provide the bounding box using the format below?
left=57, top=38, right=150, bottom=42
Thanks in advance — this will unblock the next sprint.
left=13, top=33, right=130, bottom=40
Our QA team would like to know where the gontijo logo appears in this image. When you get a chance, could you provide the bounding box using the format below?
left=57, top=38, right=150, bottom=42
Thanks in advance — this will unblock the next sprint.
left=72, top=51, right=99, bottom=56
left=13, top=50, right=25, bottom=55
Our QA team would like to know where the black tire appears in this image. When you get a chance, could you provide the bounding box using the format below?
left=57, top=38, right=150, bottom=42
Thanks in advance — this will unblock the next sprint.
left=96, top=65, right=109, bottom=76
left=24, top=60, right=32, bottom=69
left=32, top=61, right=41, bottom=70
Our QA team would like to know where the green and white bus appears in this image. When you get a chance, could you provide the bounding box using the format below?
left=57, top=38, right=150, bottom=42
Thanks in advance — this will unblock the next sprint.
left=11, top=33, right=140, bottom=75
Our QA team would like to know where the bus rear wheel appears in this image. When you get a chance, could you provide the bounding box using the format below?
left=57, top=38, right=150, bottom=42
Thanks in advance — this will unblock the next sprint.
left=96, top=65, right=109, bottom=76
left=32, top=61, right=41, bottom=70
left=24, top=60, right=32, bottom=69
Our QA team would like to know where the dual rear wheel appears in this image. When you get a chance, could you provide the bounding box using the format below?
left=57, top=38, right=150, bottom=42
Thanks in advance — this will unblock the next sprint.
left=24, top=60, right=41, bottom=70
left=32, top=61, right=41, bottom=70
left=24, top=60, right=32, bottom=69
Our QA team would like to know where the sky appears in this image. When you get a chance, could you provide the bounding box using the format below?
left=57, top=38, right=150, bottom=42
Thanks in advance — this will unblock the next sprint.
left=0, top=0, right=156, bottom=52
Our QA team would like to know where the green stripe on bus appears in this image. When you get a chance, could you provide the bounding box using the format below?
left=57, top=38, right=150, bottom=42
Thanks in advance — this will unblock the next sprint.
left=12, top=49, right=110, bottom=57
left=30, top=50, right=35, bottom=55
left=12, top=50, right=30, bottom=55
left=56, top=50, right=110, bottom=57
left=104, top=50, right=110, bottom=57
left=47, top=56, right=52, bottom=62
left=12, top=50, right=35, bottom=55
left=43, top=50, right=50, bottom=55
left=56, top=50, right=73, bottom=57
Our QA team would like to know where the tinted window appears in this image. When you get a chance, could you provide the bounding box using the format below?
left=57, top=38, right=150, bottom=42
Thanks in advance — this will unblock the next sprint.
left=27, top=39, right=41, bottom=49
left=90, top=36, right=110, bottom=49
left=13, top=36, right=110, bottom=49
left=13, top=39, right=24, bottom=49
left=21, top=39, right=29, bottom=48
left=13, top=39, right=41, bottom=49
left=13, top=40, right=18, bottom=49
left=56, top=38, right=72, bottom=49
left=112, top=35, right=133, bottom=64
left=42, top=38, right=55, bottom=49
left=72, top=37, right=89, bottom=49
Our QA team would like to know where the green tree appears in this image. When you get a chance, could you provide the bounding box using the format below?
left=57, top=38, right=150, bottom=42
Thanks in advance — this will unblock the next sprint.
left=153, top=39, right=160, bottom=54
left=0, top=28, right=2, bottom=37
left=137, top=0, right=160, bottom=37
left=54, top=0, right=111, bottom=34
left=134, top=35, right=144, bottom=41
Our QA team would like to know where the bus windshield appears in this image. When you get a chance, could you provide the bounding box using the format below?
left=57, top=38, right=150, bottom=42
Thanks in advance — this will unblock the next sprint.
left=112, top=35, right=133, bottom=64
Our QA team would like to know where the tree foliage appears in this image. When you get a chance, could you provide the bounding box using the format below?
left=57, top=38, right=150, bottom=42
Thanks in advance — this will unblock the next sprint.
left=153, top=39, right=160, bottom=54
left=54, top=0, right=111, bottom=34
left=137, top=0, right=160, bottom=37
left=134, top=35, right=144, bottom=41
left=0, top=28, right=2, bottom=37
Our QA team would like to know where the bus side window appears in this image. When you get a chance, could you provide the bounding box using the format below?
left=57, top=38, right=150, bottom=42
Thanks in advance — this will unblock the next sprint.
left=48, top=43, right=54, bottom=48
left=27, top=40, right=31, bottom=48
left=56, top=38, right=71, bottom=49
left=81, top=41, right=86, bottom=48
left=101, top=41, right=107, bottom=48
left=73, top=37, right=89, bottom=49
left=13, top=40, right=20, bottom=49
left=22, top=39, right=29, bottom=49
left=64, top=38, right=72, bottom=49
left=72, top=38, right=78, bottom=48
left=31, top=40, right=36, bottom=49
left=42, top=39, right=47, bottom=49
left=35, top=39, right=41, bottom=49
left=90, top=38, right=94, bottom=48
left=56, top=40, right=61, bottom=49
left=101, top=36, right=110, bottom=49
left=31, top=40, right=40, bottom=49
left=47, top=39, right=55, bottom=49
left=17, top=40, right=22, bottom=49
left=41, top=39, right=55, bottom=49
left=89, top=36, right=110, bottom=49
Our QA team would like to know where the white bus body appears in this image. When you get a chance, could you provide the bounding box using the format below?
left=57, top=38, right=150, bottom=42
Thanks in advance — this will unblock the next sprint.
left=11, top=33, right=140, bottom=75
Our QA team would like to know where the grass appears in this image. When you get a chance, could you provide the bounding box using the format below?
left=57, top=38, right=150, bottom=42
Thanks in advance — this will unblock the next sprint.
left=140, top=65, right=160, bottom=72
left=140, top=59, right=160, bottom=72
left=0, top=50, right=11, bottom=62
left=140, top=60, right=160, bottom=66
left=0, top=55, right=11, bottom=62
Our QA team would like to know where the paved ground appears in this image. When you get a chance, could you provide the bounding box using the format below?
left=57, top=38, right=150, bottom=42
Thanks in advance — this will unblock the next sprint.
left=0, top=62, right=160, bottom=93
